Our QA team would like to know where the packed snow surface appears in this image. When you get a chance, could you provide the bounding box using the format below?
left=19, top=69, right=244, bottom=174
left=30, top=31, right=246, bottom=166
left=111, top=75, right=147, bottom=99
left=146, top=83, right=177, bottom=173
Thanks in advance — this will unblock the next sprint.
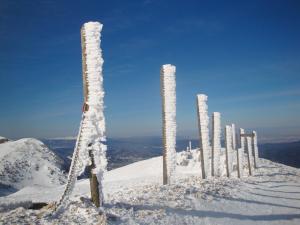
left=1, top=148, right=300, bottom=225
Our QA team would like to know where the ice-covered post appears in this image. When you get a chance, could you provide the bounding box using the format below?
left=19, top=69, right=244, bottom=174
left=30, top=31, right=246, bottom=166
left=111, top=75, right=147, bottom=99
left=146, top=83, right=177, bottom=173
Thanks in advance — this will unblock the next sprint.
left=189, top=140, right=192, bottom=151
left=246, top=136, right=253, bottom=176
left=232, top=124, right=240, bottom=178
left=225, top=125, right=232, bottom=177
left=231, top=124, right=236, bottom=151
left=81, top=22, right=107, bottom=207
left=196, top=94, right=210, bottom=179
left=212, top=112, right=221, bottom=177
left=160, top=64, right=177, bottom=185
left=252, top=131, right=259, bottom=168
left=238, top=128, right=245, bottom=178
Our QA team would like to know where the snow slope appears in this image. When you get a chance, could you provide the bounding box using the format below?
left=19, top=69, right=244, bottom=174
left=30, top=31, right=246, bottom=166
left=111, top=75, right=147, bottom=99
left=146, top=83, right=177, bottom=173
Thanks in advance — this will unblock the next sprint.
left=0, top=138, right=66, bottom=191
left=1, top=149, right=300, bottom=225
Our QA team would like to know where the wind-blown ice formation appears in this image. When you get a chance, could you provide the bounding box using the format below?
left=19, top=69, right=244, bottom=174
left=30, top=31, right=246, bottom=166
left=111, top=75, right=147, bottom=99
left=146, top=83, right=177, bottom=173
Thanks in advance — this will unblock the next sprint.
left=197, top=94, right=211, bottom=178
left=225, top=125, right=232, bottom=177
left=238, top=128, right=245, bottom=177
left=56, top=21, right=107, bottom=211
left=231, top=124, right=236, bottom=150
left=160, top=64, right=177, bottom=184
left=212, top=112, right=221, bottom=177
left=252, top=131, right=259, bottom=168
left=246, top=136, right=254, bottom=175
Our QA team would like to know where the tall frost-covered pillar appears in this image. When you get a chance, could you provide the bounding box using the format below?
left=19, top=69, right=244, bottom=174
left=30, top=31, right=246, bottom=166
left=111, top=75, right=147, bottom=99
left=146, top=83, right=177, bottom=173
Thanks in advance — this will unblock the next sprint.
left=232, top=124, right=239, bottom=177
left=252, top=131, right=259, bottom=168
left=225, top=125, right=232, bottom=177
left=160, top=64, right=176, bottom=185
left=231, top=124, right=236, bottom=151
left=238, top=128, right=245, bottom=178
left=246, top=137, right=254, bottom=176
left=197, top=94, right=210, bottom=179
left=81, top=22, right=107, bottom=207
left=211, top=112, right=221, bottom=177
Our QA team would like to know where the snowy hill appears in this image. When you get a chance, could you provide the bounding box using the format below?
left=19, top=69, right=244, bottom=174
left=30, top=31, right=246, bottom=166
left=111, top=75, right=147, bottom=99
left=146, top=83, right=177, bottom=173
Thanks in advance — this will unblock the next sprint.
left=1, top=149, right=300, bottom=224
left=0, top=136, right=9, bottom=144
left=0, top=138, right=66, bottom=193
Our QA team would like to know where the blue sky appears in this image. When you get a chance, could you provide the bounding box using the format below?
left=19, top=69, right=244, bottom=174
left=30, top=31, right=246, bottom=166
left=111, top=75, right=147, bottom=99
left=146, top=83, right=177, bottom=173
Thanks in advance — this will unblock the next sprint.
left=0, top=0, right=299, bottom=142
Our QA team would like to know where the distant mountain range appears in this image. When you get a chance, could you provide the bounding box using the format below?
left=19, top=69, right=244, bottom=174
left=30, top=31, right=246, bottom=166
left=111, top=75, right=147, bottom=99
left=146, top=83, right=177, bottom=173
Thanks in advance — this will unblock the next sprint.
left=42, top=137, right=300, bottom=171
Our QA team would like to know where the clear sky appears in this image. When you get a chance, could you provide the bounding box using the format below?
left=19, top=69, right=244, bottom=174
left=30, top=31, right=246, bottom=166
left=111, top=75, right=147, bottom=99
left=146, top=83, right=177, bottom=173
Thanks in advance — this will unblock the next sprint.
left=0, top=0, right=299, bottom=142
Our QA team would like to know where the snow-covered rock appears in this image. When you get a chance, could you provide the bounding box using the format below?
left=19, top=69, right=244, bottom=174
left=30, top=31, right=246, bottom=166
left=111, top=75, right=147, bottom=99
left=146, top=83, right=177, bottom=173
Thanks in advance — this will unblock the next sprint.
left=0, top=136, right=9, bottom=144
left=0, top=138, right=66, bottom=190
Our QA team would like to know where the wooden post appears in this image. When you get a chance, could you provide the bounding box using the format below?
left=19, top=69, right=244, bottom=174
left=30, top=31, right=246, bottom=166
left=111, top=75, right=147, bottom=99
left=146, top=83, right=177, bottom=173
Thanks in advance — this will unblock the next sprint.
left=231, top=124, right=236, bottom=151
left=160, top=64, right=176, bottom=185
left=252, top=131, right=259, bottom=168
left=231, top=124, right=240, bottom=178
left=225, top=125, right=232, bottom=177
left=238, top=128, right=245, bottom=178
left=81, top=25, right=101, bottom=207
left=196, top=94, right=210, bottom=179
left=246, top=136, right=253, bottom=176
left=212, top=112, right=221, bottom=177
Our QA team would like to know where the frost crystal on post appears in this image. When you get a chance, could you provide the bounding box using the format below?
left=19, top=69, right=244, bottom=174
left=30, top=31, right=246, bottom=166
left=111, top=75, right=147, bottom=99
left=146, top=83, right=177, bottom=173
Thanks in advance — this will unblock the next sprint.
left=55, top=21, right=107, bottom=211
left=212, top=112, right=221, bottom=177
left=197, top=94, right=211, bottom=179
left=82, top=21, right=107, bottom=205
left=160, top=64, right=177, bottom=185
left=252, top=131, right=259, bottom=168
left=225, top=125, right=232, bottom=177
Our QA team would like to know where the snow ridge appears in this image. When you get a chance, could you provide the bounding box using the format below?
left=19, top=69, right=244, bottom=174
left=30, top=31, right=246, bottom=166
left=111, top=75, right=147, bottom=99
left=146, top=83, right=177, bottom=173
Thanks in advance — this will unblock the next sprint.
left=161, top=64, right=177, bottom=184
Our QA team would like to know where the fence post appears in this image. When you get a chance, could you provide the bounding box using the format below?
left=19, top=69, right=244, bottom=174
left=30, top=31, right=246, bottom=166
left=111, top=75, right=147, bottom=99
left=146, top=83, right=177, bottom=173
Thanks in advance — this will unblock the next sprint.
left=196, top=94, right=210, bottom=179
left=80, top=22, right=105, bottom=207
left=246, top=136, right=253, bottom=176
left=231, top=124, right=236, bottom=151
left=225, top=125, right=232, bottom=177
left=239, top=128, right=245, bottom=178
left=212, top=112, right=221, bottom=177
left=160, top=64, right=177, bottom=185
left=252, top=131, right=259, bottom=168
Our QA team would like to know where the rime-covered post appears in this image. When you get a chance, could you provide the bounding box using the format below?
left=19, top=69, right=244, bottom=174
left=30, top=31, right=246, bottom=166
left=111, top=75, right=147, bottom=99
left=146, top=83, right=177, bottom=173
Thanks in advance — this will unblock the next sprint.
left=246, top=136, right=253, bottom=176
left=238, top=128, right=245, bottom=178
left=225, top=125, right=232, bottom=177
left=189, top=140, right=192, bottom=151
left=212, top=112, right=221, bottom=177
left=252, top=131, right=259, bottom=168
left=160, top=64, right=176, bottom=185
left=54, top=21, right=107, bottom=212
left=81, top=22, right=107, bottom=207
left=231, top=124, right=236, bottom=151
left=196, top=94, right=210, bottom=179
left=232, top=124, right=239, bottom=178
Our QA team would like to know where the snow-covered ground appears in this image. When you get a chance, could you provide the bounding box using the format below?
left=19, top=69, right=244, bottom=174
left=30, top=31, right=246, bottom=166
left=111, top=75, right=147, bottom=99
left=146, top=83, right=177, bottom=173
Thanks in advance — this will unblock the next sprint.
left=1, top=148, right=300, bottom=224
left=0, top=138, right=66, bottom=193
